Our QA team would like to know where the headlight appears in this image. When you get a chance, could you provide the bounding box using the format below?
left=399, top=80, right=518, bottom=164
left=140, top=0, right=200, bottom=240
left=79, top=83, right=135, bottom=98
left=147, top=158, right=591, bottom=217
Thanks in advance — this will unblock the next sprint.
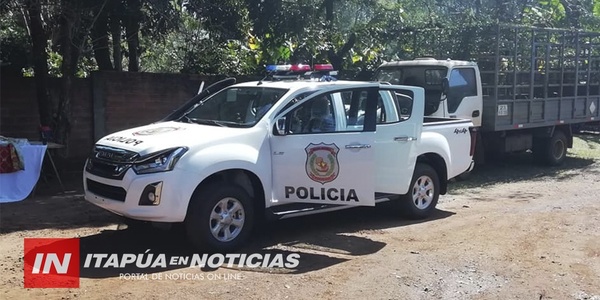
left=132, top=147, right=188, bottom=174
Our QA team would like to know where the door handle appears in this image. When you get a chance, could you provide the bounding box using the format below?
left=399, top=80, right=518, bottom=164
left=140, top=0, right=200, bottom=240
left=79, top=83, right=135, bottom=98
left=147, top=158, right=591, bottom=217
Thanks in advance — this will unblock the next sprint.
left=345, top=144, right=371, bottom=149
left=394, top=136, right=417, bottom=142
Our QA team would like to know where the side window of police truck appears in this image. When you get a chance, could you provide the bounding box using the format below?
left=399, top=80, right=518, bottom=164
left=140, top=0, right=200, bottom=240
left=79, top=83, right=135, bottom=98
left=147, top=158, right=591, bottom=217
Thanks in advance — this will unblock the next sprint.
left=375, top=90, right=403, bottom=124
left=391, top=90, right=414, bottom=121
left=285, top=88, right=372, bottom=134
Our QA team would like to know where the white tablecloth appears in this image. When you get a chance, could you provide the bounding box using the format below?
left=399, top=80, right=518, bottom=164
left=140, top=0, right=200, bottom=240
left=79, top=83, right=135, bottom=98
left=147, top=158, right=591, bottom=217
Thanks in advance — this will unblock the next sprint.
left=0, top=144, right=47, bottom=203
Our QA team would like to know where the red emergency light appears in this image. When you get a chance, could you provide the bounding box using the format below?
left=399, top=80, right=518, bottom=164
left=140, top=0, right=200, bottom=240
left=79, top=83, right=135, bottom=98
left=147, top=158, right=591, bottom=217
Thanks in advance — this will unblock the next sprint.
left=313, top=64, right=334, bottom=71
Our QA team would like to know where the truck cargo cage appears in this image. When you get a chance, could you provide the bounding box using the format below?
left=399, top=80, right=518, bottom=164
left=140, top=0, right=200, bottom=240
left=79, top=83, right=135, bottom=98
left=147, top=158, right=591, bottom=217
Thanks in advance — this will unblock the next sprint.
left=398, top=24, right=600, bottom=132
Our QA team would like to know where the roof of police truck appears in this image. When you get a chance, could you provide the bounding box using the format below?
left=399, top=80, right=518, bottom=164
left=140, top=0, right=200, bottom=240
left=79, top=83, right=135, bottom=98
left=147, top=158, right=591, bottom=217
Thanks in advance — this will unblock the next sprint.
left=233, top=79, right=378, bottom=90
left=230, top=63, right=380, bottom=91
left=379, top=58, right=477, bottom=68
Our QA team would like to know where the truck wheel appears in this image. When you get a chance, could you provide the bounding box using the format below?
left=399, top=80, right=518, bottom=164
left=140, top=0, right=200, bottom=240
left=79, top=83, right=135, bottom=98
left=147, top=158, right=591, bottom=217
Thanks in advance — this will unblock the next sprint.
left=398, top=163, right=440, bottom=219
left=534, top=130, right=567, bottom=166
left=185, top=184, right=254, bottom=252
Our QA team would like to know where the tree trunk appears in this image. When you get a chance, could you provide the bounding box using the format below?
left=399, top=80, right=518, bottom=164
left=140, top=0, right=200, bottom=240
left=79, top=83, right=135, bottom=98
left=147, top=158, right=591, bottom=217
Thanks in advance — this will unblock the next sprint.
left=109, top=0, right=122, bottom=71
left=125, top=0, right=141, bottom=72
left=327, top=33, right=356, bottom=71
left=91, top=5, right=113, bottom=70
left=24, top=0, right=53, bottom=128
left=324, top=0, right=334, bottom=29
left=55, top=0, right=78, bottom=146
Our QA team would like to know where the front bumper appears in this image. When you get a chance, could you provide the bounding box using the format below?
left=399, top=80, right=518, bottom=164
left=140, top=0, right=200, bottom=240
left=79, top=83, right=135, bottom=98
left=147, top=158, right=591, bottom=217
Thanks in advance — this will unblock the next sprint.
left=83, top=167, right=198, bottom=223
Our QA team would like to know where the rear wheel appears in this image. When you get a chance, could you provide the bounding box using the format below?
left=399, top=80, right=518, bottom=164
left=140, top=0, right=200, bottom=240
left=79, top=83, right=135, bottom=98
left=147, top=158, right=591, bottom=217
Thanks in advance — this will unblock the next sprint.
left=185, top=183, right=254, bottom=252
left=533, top=130, right=568, bottom=166
left=397, top=163, right=440, bottom=219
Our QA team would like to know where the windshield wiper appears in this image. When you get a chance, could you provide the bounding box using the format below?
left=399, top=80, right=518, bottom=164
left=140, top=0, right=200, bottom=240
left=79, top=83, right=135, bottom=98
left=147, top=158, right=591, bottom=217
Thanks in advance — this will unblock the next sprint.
left=177, top=117, right=249, bottom=128
left=177, top=115, right=192, bottom=123
left=187, top=118, right=227, bottom=127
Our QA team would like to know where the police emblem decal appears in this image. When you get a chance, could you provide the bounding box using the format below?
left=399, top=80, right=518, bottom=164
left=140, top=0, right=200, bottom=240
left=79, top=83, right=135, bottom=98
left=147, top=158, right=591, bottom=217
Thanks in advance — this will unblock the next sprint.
left=305, top=143, right=340, bottom=184
left=132, top=127, right=184, bottom=136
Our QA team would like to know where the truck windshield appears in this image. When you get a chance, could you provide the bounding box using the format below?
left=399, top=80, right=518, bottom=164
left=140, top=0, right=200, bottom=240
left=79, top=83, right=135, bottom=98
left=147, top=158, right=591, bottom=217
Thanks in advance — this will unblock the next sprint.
left=375, top=66, right=448, bottom=116
left=374, top=67, right=447, bottom=87
left=180, top=87, right=289, bottom=127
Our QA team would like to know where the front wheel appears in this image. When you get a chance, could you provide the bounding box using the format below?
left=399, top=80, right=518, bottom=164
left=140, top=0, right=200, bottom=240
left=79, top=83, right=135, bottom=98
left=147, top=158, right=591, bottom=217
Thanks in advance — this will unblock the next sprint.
left=397, top=163, right=440, bottom=219
left=185, top=184, right=254, bottom=252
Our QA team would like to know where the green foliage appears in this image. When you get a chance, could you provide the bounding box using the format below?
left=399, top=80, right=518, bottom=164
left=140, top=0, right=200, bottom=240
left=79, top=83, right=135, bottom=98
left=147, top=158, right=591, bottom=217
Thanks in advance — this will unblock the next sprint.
left=140, top=3, right=258, bottom=75
left=4, top=0, right=600, bottom=77
left=0, top=5, right=30, bottom=74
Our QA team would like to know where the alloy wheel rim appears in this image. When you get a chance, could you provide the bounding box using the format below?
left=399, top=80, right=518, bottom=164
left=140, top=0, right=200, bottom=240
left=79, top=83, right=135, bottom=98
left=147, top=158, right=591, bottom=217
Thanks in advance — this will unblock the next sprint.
left=412, top=175, right=434, bottom=209
left=209, top=197, right=245, bottom=242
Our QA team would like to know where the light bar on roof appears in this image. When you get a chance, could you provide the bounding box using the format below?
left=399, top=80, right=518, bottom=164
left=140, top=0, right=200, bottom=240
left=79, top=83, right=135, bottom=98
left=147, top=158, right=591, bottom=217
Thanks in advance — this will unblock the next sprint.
left=266, top=64, right=293, bottom=72
left=266, top=64, right=312, bottom=73
left=290, top=64, right=311, bottom=72
left=313, top=64, right=334, bottom=71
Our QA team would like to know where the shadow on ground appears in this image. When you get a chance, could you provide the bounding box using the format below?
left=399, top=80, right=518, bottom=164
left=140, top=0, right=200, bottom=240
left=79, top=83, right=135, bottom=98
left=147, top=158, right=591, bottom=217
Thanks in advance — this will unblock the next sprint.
left=450, top=143, right=599, bottom=192
left=18, top=204, right=454, bottom=278
left=72, top=205, right=453, bottom=277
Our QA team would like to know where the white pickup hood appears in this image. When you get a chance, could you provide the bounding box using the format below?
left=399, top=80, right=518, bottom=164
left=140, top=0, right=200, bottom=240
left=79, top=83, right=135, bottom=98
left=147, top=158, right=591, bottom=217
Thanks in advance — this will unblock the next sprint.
left=96, top=121, right=251, bottom=156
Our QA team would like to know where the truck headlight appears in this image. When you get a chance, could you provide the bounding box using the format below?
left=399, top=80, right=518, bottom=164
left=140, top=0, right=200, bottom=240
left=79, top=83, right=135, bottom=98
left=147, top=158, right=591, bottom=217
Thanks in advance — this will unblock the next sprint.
left=132, top=147, right=188, bottom=174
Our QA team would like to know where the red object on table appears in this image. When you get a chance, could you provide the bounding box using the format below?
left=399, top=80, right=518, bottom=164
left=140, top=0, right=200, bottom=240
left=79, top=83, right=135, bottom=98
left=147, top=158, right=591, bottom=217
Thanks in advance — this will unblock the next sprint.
left=0, top=143, right=23, bottom=173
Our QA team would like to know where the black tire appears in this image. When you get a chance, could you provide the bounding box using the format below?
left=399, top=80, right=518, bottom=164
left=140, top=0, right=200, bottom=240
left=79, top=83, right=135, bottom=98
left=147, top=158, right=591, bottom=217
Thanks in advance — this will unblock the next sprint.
left=397, top=163, right=440, bottom=219
left=533, top=130, right=568, bottom=166
left=185, top=183, right=254, bottom=252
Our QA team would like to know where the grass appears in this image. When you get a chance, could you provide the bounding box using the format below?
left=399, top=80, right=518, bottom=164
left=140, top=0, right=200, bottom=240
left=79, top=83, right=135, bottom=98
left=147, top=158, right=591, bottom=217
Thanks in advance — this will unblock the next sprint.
left=448, top=132, right=600, bottom=192
left=569, top=132, right=600, bottom=160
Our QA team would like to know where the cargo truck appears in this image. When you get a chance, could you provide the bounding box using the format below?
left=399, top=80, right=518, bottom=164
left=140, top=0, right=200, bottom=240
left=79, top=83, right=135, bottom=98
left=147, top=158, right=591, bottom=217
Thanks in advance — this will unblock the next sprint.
left=375, top=24, right=600, bottom=165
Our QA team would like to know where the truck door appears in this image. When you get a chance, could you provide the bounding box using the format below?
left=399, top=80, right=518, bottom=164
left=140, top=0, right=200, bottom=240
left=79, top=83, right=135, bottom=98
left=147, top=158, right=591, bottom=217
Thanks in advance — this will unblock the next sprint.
left=447, top=67, right=482, bottom=126
left=270, top=87, right=378, bottom=206
left=374, top=87, right=424, bottom=194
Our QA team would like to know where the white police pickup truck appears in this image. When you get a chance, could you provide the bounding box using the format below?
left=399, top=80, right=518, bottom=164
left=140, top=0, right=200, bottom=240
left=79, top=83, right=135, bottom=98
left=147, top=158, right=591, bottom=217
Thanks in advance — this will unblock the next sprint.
left=84, top=65, right=475, bottom=251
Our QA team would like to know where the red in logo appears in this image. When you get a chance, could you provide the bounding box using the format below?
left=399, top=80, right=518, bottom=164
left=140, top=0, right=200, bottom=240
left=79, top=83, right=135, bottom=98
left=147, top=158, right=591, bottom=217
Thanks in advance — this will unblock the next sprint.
left=305, top=143, right=340, bottom=184
left=24, top=238, right=80, bottom=288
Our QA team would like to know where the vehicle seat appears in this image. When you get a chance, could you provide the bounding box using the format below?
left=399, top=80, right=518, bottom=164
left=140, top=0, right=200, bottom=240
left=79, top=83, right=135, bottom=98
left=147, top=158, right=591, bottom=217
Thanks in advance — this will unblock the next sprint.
left=424, top=90, right=442, bottom=116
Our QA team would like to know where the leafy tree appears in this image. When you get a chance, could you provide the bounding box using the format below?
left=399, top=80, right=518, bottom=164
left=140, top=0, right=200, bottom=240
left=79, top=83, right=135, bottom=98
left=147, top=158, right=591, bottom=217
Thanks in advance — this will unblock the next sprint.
left=3, top=0, right=600, bottom=146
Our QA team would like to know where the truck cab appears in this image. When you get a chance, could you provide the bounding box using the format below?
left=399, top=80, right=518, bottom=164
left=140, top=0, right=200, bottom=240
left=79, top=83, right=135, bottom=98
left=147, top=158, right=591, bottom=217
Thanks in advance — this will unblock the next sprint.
left=375, top=58, right=483, bottom=127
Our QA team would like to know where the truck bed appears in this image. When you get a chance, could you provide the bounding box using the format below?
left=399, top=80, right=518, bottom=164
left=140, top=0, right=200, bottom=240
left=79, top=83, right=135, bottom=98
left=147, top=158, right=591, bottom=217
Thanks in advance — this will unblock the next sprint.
left=482, top=95, right=600, bottom=131
left=476, top=26, right=600, bottom=132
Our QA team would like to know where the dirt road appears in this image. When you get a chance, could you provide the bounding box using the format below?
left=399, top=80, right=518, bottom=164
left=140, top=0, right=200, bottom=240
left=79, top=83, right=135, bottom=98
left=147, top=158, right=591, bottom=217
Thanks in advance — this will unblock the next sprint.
left=1, top=134, right=600, bottom=299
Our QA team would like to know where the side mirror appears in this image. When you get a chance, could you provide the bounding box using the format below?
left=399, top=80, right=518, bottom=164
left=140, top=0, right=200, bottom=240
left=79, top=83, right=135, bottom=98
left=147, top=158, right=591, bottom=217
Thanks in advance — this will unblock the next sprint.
left=441, top=78, right=449, bottom=100
left=273, top=116, right=287, bottom=136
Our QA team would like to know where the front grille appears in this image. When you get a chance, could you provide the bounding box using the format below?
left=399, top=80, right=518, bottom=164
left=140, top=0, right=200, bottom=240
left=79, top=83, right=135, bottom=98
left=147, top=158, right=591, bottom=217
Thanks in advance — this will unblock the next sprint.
left=86, top=145, right=138, bottom=180
left=86, top=159, right=131, bottom=180
left=87, top=179, right=127, bottom=202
